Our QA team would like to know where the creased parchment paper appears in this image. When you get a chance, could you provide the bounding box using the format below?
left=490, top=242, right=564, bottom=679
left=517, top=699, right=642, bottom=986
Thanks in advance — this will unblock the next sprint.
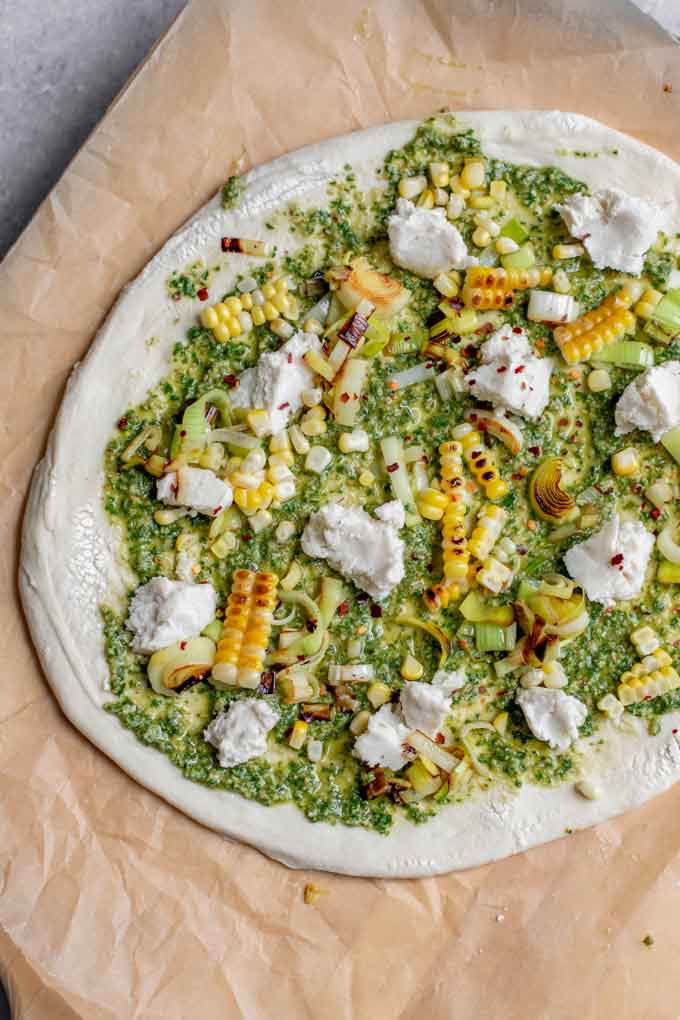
left=2, top=1, right=680, bottom=1016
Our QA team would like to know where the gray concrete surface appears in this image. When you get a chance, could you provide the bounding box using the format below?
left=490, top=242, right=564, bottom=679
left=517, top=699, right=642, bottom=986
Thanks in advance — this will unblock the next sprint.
left=0, top=0, right=188, bottom=259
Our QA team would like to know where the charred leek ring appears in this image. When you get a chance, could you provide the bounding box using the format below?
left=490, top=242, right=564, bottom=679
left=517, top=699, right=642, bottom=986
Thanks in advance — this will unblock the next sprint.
left=529, top=457, right=578, bottom=523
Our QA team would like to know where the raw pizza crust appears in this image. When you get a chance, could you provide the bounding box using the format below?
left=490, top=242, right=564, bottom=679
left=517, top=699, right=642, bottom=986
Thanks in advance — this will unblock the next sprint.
left=20, top=111, right=680, bottom=878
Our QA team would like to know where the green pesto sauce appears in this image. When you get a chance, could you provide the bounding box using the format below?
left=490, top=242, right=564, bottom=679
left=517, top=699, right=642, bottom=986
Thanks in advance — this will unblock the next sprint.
left=103, top=114, right=680, bottom=835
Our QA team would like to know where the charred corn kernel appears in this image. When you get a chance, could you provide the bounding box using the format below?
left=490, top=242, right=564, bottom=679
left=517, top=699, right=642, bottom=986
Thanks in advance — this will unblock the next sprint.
left=553, top=269, right=571, bottom=293
left=634, top=288, right=663, bottom=319
left=213, top=569, right=257, bottom=686
left=460, top=158, right=485, bottom=190
left=398, top=175, right=427, bottom=199
left=269, top=429, right=290, bottom=454
left=495, top=236, right=519, bottom=255
left=447, top=194, right=465, bottom=219
left=251, top=306, right=266, bottom=326
left=289, top=425, right=310, bottom=455
left=289, top=720, right=308, bottom=750
left=477, top=556, right=513, bottom=594
left=359, top=469, right=375, bottom=487
left=472, top=226, right=491, bottom=248
left=493, top=711, right=509, bottom=735
left=401, top=654, right=424, bottom=680
left=417, top=189, right=435, bottom=209
left=417, top=487, right=449, bottom=520
left=213, top=321, right=231, bottom=342
left=247, top=409, right=271, bottom=437
left=552, top=243, right=584, bottom=259
left=587, top=368, right=611, bottom=392
left=469, top=195, right=495, bottom=210
left=429, top=161, right=450, bottom=188
left=439, top=440, right=466, bottom=504
left=424, top=579, right=463, bottom=611
left=225, top=296, right=243, bottom=314
left=554, top=288, right=634, bottom=363
left=262, top=301, right=279, bottom=321
left=280, top=561, right=302, bottom=591
left=489, top=179, right=507, bottom=202
left=468, top=504, right=507, bottom=561
left=210, top=533, right=237, bottom=558
left=240, top=292, right=253, bottom=311
left=618, top=664, right=680, bottom=706
left=612, top=447, right=639, bottom=477
left=201, top=306, right=219, bottom=329
left=367, top=682, right=392, bottom=708
left=235, top=571, right=278, bottom=687
left=631, top=626, right=660, bottom=656
left=433, top=272, right=460, bottom=298
left=262, top=282, right=277, bottom=300
left=303, top=317, right=324, bottom=335
left=462, top=430, right=507, bottom=499
left=300, top=418, right=327, bottom=437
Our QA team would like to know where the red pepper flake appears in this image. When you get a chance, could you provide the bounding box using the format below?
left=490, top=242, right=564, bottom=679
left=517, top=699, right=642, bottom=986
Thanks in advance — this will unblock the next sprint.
left=558, top=417, right=568, bottom=427
left=180, top=429, right=187, bottom=438
left=370, top=604, right=383, bottom=618
left=386, top=462, right=399, bottom=473
left=117, top=416, right=128, bottom=429
left=528, top=445, right=540, bottom=456
left=631, top=483, right=642, bottom=495
left=673, top=728, right=678, bottom=735
left=511, top=472, right=522, bottom=481
left=610, top=553, right=624, bottom=566
left=644, top=695, right=653, bottom=701
left=180, top=641, right=187, bottom=651
left=514, top=365, right=525, bottom=374
left=337, top=600, right=349, bottom=617
left=435, top=733, right=445, bottom=744
left=575, top=419, right=583, bottom=428
left=467, top=378, right=476, bottom=386
left=242, top=532, right=253, bottom=542
left=496, top=366, right=508, bottom=374
left=287, top=353, right=293, bottom=364
left=212, top=506, right=222, bottom=515
left=339, top=392, right=350, bottom=403
left=223, top=374, right=239, bottom=387
left=197, top=287, right=209, bottom=301
left=356, top=592, right=370, bottom=602
left=278, top=401, right=290, bottom=410
left=479, top=686, right=487, bottom=695
left=221, top=237, right=241, bottom=252
left=512, top=326, right=523, bottom=334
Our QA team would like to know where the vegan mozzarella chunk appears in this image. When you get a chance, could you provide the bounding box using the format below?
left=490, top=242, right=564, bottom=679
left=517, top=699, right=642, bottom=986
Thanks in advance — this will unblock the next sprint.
left=126, top=577, right=217, bottom=654
left=230, top=331, right=321, bottom=434
left=432, top=668, right=466, bottom=695
left=157, top=466, right=233, bottom=516
left=400, top=681, right=450, bottom=737
left=204, top=699, right=280, bottom=769
left=388, top=198, right=472, bottom=278
left=614, top=361, right=680, bottom=442
left=353, top=704, right=412, bottom=770
left=464, top=325, right=552, bottom=420
left=516, top=688, right=588, bottom=752
left=301, top=501, right=405, bottom=601
left=555, top=187, right=664, bottom=275
left=564, top=514, right=655, bottom=606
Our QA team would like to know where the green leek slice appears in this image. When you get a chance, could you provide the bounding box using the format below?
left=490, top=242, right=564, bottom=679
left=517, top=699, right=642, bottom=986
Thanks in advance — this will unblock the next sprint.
left=593, top=341, right=654, bottom=368
left=501, top=243, right=535, bottom=270
left=661, top=425, right=680, bottom=465
left=499, top=218, right=530, bottom=245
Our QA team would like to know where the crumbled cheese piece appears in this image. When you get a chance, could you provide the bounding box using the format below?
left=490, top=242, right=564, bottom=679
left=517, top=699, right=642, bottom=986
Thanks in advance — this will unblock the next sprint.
left=126, top=576, right=216, bottom=654
left=464, top=324, right=552, bottom=420
left=157, top=466, right=233, bottom=517
left=203, top=699, right=280, bottom=769
left=564, top=514, right=654, bottom=606
left=400, top=681, right=450, bottom=737
left=301, top=501, right=405, bottom=601
left=614, top=361, right=680, bottom=442
left=516, top=688, right=587, bottom=752
left=374, top=499, right=406, bottom=530
left=353, top=704, right=411, bottom=770
left=388, top=198, right=473, bottom=279
left=555, top=188, right=664, bottom=275
left=432, top=667, right=466, bottom=695
left=229, top=331, right=321, bottom=434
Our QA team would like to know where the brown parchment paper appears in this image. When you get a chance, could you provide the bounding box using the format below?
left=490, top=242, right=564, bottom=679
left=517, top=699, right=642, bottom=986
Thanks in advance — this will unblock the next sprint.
left=2, top=1, right=680, bottom=1017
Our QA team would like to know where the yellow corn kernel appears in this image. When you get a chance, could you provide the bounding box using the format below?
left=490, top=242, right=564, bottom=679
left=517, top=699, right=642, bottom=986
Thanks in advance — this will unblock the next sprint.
left=417, top=189, right=435, bottom=209
left=359, top=469, right=375, bottom=487
left=262, top=282, right=277, bottom=300
left=477, top=555, right=513, bottom=594
left=552, top=243, right=585, bottom=260
left=251, top=306, right=266, bottom=326
left=234, top=480, right=274, bottom=514
left=213, top=322, right=231, bottom=342
left=429, top=161, right=450, bottom=188
left=274, top=276, right=289, bottom=295
left=631, top=626, right=660, bottom=656
left=401, top=654, right=424, bottom=681
left=262, top=301, right=279, bottom=321
left=398, top=175, right=427, bottom=200
left=634, top=288, right=663, bottom=319
left=367, top=682, right=392, bottom=708
left=489, top=179, right=507, bottom=202
left=201, top=306, right=219, bottom=329
left=611, top=447, right=639, bottom=477
left=227, top=315, right=242, bottom=337
left=273, top=293, right=292, bottom=316
left=289, top=720, right=308, bottom=750
left=240, top=292, right=254, bottom=311
left=300, top=418, right=327, bottom=438
left=460, top=158, right=485, bottom=190
left=286, top=295, right=300, bottom=321
left=417, top=487, right=449, bottom=521
left=247, top=409, right=271, bottom=437
left=226, top=296, right=243, bottom=314
left=433, top=272, right=460, bottom=298
left=472, top=226, right=491, bottom=248
left=468, top=504, right=507, bottom=561
left=493, top=711, right=508, bottom=735
left=269, top=450, right=295, bottom=468
left=269, top=430, right=290, bottom=454
left=214, top=302, right=230, bottom=323
left=424, top=579, right=463, bottom=611
left=210, top=533, right=237, bottom=559
left=554, top=288, right=634, bottom=362
left=303, top=317, right=324, bottom=335
left=469, top=195, right=495, bottom=210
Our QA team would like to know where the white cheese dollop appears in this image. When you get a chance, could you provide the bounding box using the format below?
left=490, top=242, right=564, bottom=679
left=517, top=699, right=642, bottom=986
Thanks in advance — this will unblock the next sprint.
left=157, top=466, right=233, bottom=517
left=229, top=331, right=321, bottom=434
left=126, top=576, right=216, bottom=654
left=204, top=699, right=280, bottom=769
left=564, top=514, right=654, bottom=606
left=614, top=361, right=680, bottom=442
left=388, top=198, right=473, bottom=279
left=400, top=681, right=450, bottom=737
left=374, top=499, right=406, bottom=530
left=301, top=501, right=405, bottom=601
left=516, top=688, right=588, bottom=752
left=432, top=667, right=466, bottom=695
left=464, top=324, right=552, bottom=420
left=555, top=187, right=664, bottom=275
left=353, top=704, right=412, bottom=771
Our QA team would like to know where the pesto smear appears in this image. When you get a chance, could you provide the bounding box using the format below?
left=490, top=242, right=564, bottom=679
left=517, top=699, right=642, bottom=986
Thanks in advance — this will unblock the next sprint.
left=103, top=115, right=680, bottom=834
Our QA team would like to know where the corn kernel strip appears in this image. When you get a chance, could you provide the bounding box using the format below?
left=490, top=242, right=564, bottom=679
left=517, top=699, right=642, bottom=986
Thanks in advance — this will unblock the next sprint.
left=213, top=570, right=278, bottom=688
left=618, top=664, right=680, bottom=706
left=461, top=266, right=552, bottom=309
left=461, top=430, right=508, bottom=501
left=468, top=504, right=507, bottom=562
left=554, top=288, right=635, bottom=364
left=424, top=442, right=469, bottom=610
